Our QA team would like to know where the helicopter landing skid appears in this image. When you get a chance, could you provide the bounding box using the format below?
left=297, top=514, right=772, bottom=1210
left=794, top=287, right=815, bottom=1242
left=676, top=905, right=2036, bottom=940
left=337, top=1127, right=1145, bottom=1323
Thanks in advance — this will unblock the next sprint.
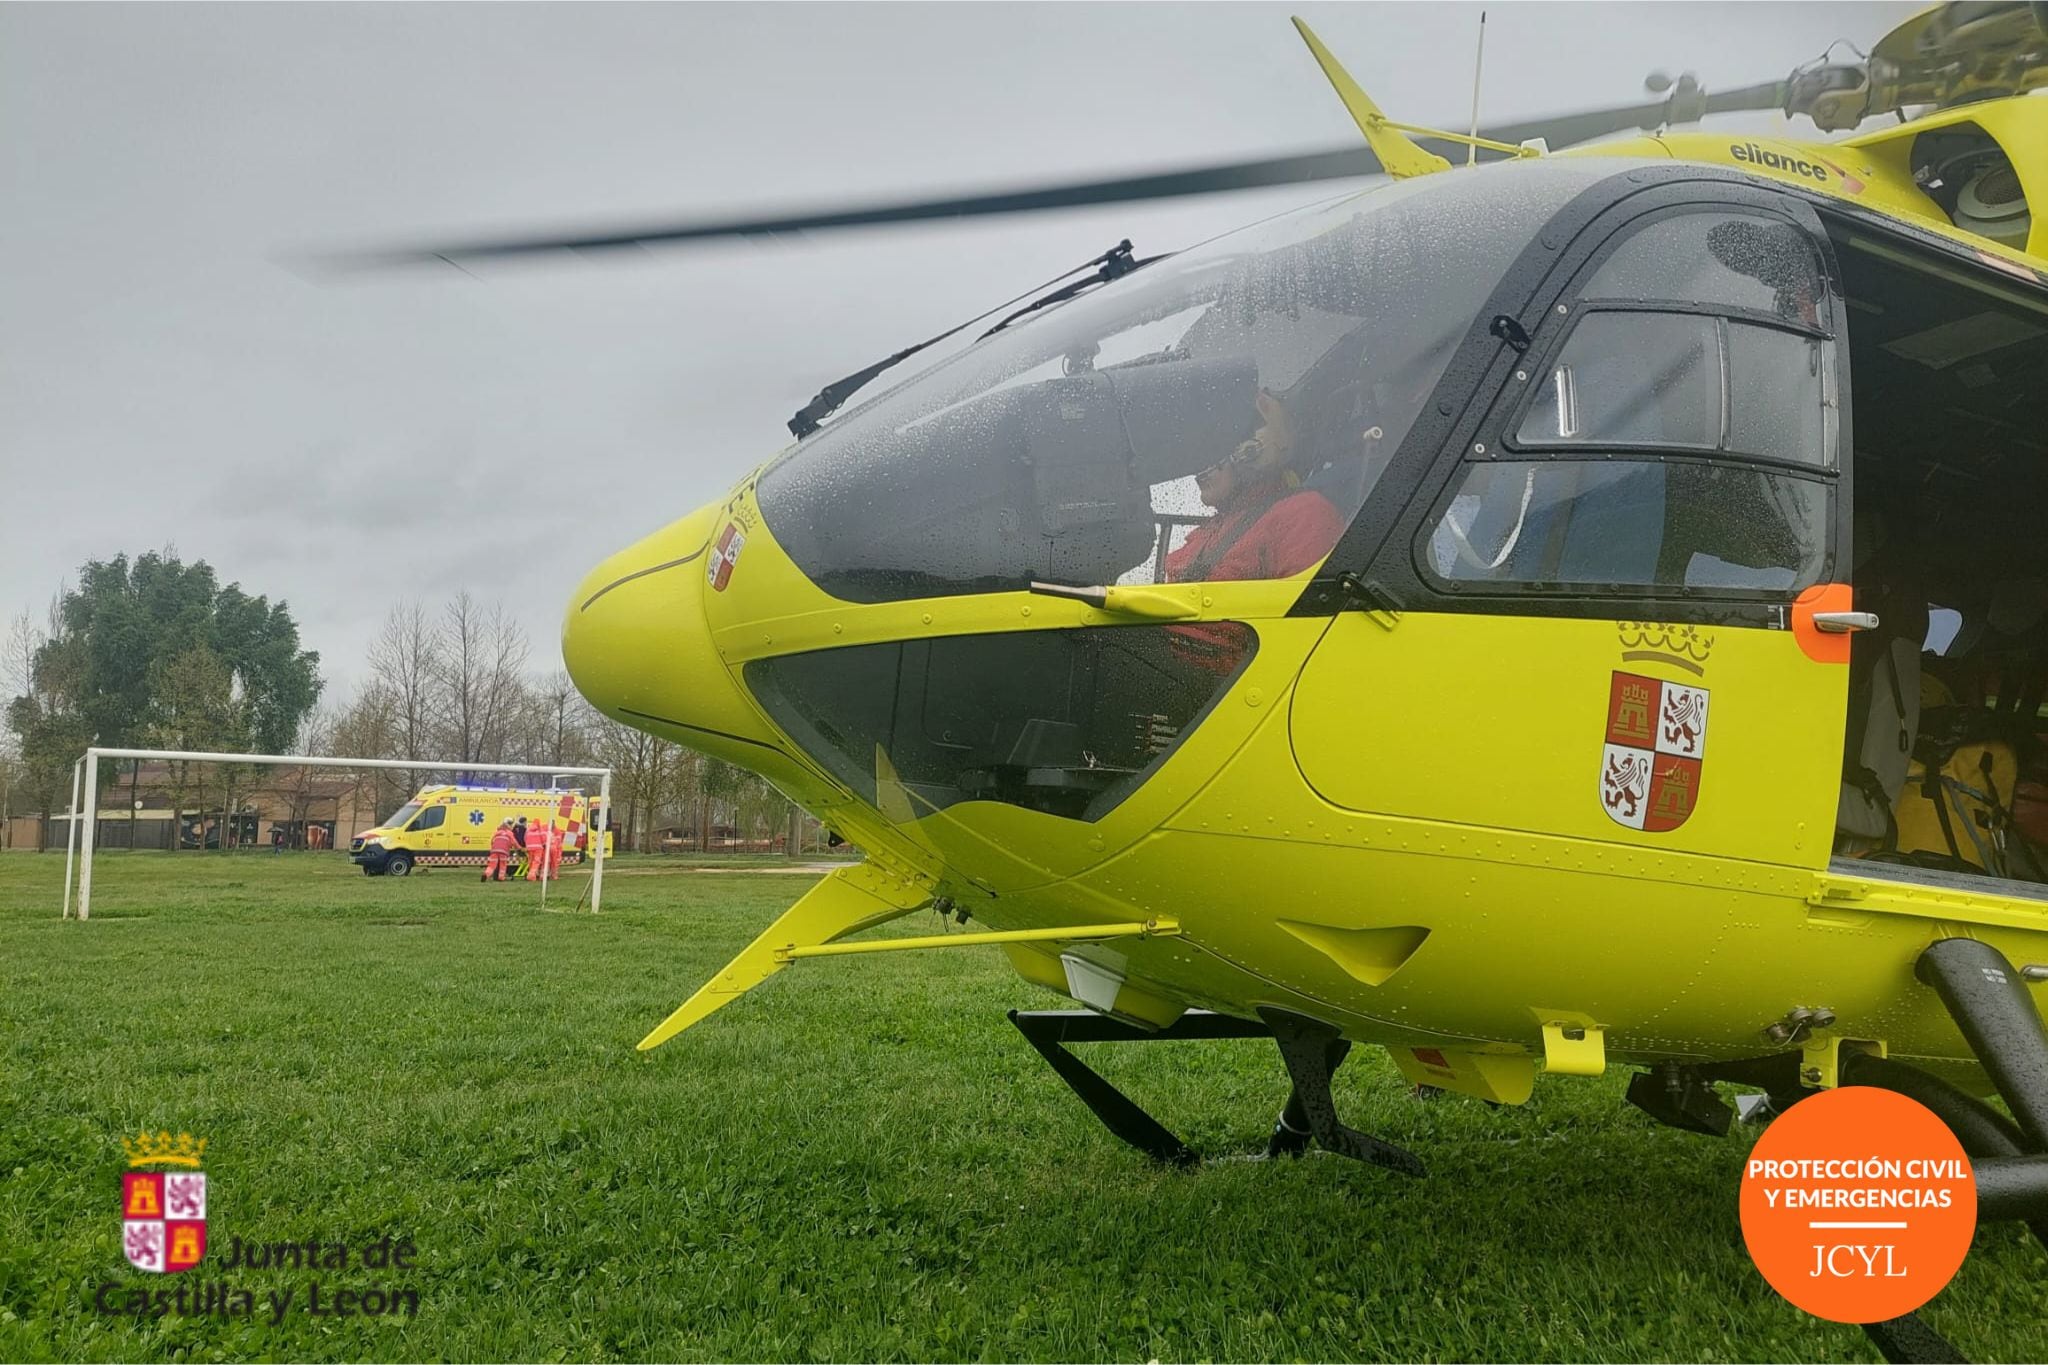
left=1007, top=1008, right=1273, bottom=1166
left=1008, top=1007, right=1425, bottom=1175
left=1259, top=1007, right=1427, bottom=1176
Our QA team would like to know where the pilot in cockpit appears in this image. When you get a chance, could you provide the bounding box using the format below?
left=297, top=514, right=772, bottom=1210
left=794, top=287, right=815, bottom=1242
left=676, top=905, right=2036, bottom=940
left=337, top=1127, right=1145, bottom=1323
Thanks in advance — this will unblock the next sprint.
left=1163, top=387, right=1345, bottom=583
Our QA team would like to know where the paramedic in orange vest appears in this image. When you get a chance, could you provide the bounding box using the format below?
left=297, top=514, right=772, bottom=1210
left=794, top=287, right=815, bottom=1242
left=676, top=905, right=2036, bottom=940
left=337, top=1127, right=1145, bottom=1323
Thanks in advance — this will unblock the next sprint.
left=525, top=818, right=550, bottom=881
left=543, top=820, right=565, bottom=880
left=482, top=819, right=516, bottom=883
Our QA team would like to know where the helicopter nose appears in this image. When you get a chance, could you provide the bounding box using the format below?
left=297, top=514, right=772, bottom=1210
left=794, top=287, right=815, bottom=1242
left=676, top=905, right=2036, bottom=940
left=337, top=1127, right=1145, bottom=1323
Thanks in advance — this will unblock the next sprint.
left=562, top=504, right=777, bottom=752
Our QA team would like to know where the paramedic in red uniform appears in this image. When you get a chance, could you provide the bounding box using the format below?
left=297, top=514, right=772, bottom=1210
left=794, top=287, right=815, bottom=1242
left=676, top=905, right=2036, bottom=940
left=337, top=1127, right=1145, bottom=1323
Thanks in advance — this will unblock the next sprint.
left=525, top=818, right=550, bottom=882
left=1164, top=388, right=1343, bottom=584
left=482, top=819, right=516, bottom=883
left=543, top=820, right=565, bottom=881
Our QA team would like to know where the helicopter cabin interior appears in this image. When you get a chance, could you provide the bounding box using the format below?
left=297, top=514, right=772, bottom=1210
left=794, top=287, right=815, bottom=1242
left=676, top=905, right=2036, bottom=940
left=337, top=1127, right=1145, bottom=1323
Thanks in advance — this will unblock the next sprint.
left=1827, top=191, right=2048, bottom=888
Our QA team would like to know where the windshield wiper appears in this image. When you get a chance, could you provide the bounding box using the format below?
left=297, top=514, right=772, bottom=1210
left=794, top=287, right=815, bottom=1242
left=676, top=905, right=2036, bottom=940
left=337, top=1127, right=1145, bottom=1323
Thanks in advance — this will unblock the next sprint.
left=978, top=239, right=1172, bottom=339
left=787, top=240, right=1164, bottom=438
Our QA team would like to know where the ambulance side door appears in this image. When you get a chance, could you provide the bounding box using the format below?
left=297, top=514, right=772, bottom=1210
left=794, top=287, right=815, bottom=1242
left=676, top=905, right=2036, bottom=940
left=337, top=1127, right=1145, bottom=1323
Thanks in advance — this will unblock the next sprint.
left=408, top=801, right=449, bottom=850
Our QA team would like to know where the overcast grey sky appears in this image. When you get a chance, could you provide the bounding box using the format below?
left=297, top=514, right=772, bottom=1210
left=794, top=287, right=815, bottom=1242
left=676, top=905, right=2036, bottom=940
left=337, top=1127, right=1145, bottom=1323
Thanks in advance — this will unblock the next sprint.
left=1, top=0, right=1915, bottom=701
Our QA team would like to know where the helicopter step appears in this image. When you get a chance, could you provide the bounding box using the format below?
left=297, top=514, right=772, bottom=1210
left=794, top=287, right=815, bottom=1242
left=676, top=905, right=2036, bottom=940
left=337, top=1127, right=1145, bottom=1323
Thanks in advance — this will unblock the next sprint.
left=1008, top=1007, right=1423, bottom=1174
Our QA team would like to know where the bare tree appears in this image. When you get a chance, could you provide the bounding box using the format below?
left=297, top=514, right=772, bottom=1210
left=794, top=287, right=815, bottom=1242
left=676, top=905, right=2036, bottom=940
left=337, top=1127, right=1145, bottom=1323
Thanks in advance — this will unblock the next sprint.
left=591, top=714, right=674, bottom=853
left=0, top=749, right=18, bottom=848
left=3, top=609, right=40, bottom=704
left=366, top=602, right=444, bottom=788
left=439, top=592, right=528, bottom=775
left=328, top=682, right=405, bottom=825
left=4, top=591, right=85, bottom=849
left=2, top=611, right=36, bottom=841
left=281, top=705, right=337, bottom=848
left=524, top=671, right=596, bottom=770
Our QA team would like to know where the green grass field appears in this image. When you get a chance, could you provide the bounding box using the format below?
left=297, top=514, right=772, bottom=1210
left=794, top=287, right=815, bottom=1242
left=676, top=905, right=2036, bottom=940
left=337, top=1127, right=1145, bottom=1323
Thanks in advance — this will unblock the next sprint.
left=2, top=851, right=2043, bottom=1363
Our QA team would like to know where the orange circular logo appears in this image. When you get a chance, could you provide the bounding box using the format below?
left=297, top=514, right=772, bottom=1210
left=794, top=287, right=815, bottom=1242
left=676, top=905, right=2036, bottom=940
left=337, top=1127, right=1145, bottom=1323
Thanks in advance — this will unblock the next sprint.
left=1739, top=1086, right=1976, bottom=1323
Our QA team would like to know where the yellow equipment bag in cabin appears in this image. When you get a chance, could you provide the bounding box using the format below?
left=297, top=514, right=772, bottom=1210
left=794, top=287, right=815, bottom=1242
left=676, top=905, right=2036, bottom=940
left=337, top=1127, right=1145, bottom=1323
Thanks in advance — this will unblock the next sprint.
left=1893, top=710, right=2022, bottom=874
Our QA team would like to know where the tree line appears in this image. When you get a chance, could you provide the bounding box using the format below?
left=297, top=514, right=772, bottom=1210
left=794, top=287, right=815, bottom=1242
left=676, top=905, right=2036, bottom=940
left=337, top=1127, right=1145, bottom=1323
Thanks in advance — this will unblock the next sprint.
left=2, top=551, right=805, bottom=853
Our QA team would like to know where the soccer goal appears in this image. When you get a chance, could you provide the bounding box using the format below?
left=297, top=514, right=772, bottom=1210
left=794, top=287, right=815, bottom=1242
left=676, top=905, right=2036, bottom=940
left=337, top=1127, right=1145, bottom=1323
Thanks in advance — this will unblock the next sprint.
left=59, top=747, right=612, bottom=920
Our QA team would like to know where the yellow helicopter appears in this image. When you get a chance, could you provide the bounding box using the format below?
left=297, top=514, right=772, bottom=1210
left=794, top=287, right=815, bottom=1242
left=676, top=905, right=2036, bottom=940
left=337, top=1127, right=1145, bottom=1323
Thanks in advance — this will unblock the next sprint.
left=375, top=5, right=2048, bottom=1357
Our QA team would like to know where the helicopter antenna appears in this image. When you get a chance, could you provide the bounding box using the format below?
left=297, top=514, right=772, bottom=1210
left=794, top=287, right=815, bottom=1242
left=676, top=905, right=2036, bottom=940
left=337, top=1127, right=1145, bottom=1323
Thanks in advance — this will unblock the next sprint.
left=1466, top=10, right=1488, bottom=168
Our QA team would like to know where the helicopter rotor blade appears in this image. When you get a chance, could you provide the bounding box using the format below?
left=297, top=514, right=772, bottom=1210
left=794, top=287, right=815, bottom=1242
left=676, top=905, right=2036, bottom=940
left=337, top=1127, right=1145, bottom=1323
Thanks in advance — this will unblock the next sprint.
left=329, top=82, right=1791, bottom=269
left=1429, top=79, right=1787, bottom=157
left=329, top=145, right=1386, bottom=269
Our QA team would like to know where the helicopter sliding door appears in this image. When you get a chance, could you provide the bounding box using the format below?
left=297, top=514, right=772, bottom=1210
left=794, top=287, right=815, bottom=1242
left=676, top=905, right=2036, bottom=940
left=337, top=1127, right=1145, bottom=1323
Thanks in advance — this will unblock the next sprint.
left=1291, top=188, right=1851, bottom=869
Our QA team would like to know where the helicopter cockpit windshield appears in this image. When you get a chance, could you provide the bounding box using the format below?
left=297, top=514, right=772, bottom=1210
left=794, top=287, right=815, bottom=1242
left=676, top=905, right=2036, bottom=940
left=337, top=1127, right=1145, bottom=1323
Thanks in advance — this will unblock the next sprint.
left=756, top=160, right=1617, bottom=605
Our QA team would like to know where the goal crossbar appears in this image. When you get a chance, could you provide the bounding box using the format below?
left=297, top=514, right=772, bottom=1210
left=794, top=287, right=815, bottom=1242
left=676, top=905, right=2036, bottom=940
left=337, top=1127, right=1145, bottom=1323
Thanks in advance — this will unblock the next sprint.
left=64, top=746, right=613, bottom=920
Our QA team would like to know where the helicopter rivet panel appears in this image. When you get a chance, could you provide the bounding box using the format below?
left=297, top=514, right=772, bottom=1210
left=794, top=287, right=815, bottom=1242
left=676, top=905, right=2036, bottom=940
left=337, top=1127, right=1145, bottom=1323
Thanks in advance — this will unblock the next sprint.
left=1066, top=791, right=2000, bottom=1065
left=1807, top=873, right=2048, bottom=934
left=1083, top=669, right=1978, bottom=1062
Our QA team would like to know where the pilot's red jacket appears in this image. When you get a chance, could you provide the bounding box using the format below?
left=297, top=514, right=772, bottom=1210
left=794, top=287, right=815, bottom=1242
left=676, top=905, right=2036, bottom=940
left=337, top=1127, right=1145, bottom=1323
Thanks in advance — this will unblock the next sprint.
left=1164, top=479, right=1343, bottom=584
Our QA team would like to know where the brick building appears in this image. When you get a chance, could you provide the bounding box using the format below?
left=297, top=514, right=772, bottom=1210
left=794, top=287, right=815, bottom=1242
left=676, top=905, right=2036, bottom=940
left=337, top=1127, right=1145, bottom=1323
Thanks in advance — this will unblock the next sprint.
left=8, top=760, right=392, bottom=852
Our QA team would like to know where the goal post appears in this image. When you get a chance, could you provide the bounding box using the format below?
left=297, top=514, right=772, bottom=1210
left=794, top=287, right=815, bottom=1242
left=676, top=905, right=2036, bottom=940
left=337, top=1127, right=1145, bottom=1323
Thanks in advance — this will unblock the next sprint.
left=63, top=746, right=612, bottom=921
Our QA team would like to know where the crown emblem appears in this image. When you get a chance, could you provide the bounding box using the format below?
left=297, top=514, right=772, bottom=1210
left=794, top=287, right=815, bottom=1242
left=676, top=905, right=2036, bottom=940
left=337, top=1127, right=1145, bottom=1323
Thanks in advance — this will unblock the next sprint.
left=122, top=1130, right=207, bottom=1168
left=1618, top=621, right=1716, bottom=677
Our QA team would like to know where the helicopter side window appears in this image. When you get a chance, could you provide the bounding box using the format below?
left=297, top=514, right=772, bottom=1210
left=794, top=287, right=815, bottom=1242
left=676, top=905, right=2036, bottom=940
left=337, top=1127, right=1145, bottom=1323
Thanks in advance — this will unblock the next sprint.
left=746, top=623, right=1257, bottom=823
left=1581, top=211, right=1830, bottom=326
left=1427, top=460, right=1827, bottom=589
left=1516, top=313, right=1721, bottom=449
left=1423, top=206, right=1837, bottom=595
left=1515, top=311, right=1833, bottom=466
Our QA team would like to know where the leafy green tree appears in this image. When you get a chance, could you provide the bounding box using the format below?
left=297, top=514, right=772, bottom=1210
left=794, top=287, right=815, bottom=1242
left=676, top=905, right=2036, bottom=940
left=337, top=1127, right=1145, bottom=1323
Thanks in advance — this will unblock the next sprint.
left=5, top=693, right=91, bottom=845
left=6, top=552, right=323, bottom=827
left=142, top=645, right=249, bottom=849
left=37, top=552, right=319, bottom=754
left=6, top=604, right=89, bottom=844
